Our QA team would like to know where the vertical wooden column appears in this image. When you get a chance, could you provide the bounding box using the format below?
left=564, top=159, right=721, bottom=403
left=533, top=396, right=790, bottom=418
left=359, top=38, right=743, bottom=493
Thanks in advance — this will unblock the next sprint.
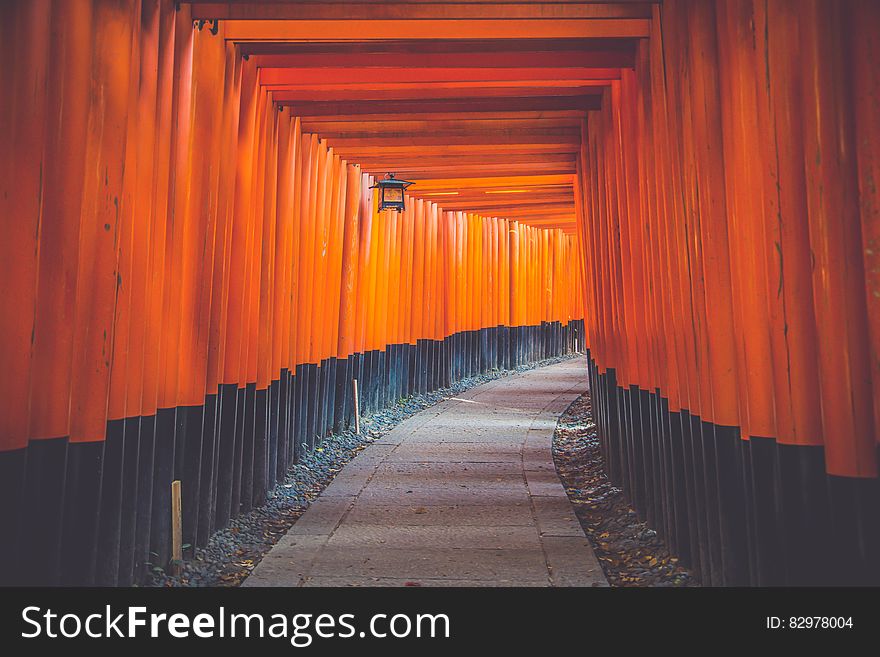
left=799, top=0, right=877, bottom=584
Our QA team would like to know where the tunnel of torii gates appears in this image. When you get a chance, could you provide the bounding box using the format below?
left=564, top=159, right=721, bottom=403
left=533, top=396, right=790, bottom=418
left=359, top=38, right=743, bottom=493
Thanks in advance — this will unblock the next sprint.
left=0, top=0, right=877, bottom=588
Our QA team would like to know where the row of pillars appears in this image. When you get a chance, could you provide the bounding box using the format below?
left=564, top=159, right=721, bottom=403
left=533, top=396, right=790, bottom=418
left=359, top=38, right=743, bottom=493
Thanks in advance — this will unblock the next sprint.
left=575, top=0, right=880, bottom=585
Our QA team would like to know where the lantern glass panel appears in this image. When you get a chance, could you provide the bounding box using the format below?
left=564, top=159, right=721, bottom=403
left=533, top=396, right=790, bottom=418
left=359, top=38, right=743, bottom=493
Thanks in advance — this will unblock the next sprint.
left=384, top=187, right=403, bottom=203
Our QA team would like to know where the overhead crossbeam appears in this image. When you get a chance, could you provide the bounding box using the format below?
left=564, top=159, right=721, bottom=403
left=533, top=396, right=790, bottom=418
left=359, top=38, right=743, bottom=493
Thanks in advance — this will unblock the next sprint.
left=222, top=19, right=651, bottom=41
left=278, top=96, right=602, bottom=116
left=187, top=2, right=626, bottom=230
left=191, top=2, right=653, bottom=22
left=260, top=67, right=621, bottom=86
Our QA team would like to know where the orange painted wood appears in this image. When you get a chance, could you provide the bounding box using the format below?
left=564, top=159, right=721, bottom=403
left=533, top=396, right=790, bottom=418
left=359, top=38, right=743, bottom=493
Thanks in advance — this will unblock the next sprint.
left=272, top=86, right=603, bottom=103
left=224, top=58, right=258, bottom=386
left=750, top=0, right=822, bottom=446
left=716, top=0, right=776, bottom=438
left=260, top=67, right=620, bottom=87
left=286, top=116, right=304, bottom=370
left=0, top=0, right=50, bottom=449
left=221, top=18, right=651, bottom=42
left=69, top=0, right=136, bottom=441
left=26, top=0, right=92, bottom=440
left=195, top=3, right=652, bottom=21
left=281, top=96, right=603, bottom=117
left=272, top=113, right=294, bottom=375
left=849, top=0, right=880, bottom=447
left=124, top=0, right=162, bottom=418
left=253, top=51, right=634, bottom=72
left=337, top=164, right=362, bottom=359
left=0, top=0, right=590, bottom=461
left=677, top=0, right=740, bottom=429
left=142, top=0, right=178, bottom=417
left=799, top=0, right=875, bottom=477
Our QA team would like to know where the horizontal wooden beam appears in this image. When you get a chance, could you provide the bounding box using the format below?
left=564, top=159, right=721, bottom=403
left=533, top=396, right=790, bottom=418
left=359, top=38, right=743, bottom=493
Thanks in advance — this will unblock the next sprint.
left=357, top=160, right=576, bottom=170
left=357, top=162, right=577, bottom=174
left=333, top=143, right=581, bottom=155
left=406, top=174, right=574, bottom=189
left=319, top=125, right=579, bottom=138
left=421, top=207, right=572, bottom=216
left=260, top=67, right=620, bottom=85
left=280, top=95, right=602, bottom=116
left=468, top=204, right=576, bottom=216
left=359, top=166, right=577, bottom=178
left=522, top=214, right=576, bottom=226
left=431, top=189, right=574, bottom=201
left=298, top=110, right=587, bottom=124
left=434, top=194, right=574, bottom=212
left=412, top=184, right=572, bottom=193
left=240, top=37, right=638, bottom=56
left=412, top=190, right=574, bottom=202
left=302, top=118, right=582, bottom=136
left=272, top=86, right=602, bottom=101
left=352, top=152, right=576, bottom=166
left=252, top=49, right=635, bottom=69
left=194, top=3, right=652, bottom=21
left=511, top=219, right=575, bottom=223
left=411, top=183, right=574, bottom=192
left=223, top=19, right=652, bottom=41
left=517, top=217, right=577, bottom=224
left=320, top=133, right=580, bottom=148
left=264, top=80, right=612, bottom=94
left=506, top=209, right=579, bottom=217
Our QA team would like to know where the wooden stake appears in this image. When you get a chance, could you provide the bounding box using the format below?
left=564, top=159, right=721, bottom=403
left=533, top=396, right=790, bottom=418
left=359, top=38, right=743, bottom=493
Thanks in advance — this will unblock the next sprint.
left=352, top=378, right=361, bottom=435
left=171, top=480, right=182, bottom=575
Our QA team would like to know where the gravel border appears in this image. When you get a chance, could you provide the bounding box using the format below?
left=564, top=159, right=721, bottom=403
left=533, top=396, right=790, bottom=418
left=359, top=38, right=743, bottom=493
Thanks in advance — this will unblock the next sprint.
left=147, top=352, right=583, bottom=587
left=552, top=392, right=696, bottom=587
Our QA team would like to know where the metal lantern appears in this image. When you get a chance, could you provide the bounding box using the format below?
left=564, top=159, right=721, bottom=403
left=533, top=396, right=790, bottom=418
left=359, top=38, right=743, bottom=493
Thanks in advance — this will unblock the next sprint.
left=370, top=173, right=414, bottom=212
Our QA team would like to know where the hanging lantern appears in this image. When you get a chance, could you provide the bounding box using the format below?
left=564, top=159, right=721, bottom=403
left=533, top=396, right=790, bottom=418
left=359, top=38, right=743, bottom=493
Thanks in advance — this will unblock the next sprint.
left=370, top=173, right=414, bottom=212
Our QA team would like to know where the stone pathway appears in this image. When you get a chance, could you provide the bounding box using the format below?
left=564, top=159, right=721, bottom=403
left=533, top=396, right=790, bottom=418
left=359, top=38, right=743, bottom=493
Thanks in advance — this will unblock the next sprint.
left=244, top=357, right=607, bottom=587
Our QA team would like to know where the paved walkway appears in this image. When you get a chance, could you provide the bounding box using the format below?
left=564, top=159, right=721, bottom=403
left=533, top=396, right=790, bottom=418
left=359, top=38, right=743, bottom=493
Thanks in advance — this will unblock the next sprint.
left=244, top=357, right=607, bottom=587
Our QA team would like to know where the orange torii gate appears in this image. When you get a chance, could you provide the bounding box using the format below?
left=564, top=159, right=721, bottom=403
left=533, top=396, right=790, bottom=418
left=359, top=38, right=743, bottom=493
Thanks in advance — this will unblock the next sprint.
left=576, top=0, right=879, bottom=587
left=0, top=0, right=585, bottom=586
left=0, top=0, right=877, bottom=589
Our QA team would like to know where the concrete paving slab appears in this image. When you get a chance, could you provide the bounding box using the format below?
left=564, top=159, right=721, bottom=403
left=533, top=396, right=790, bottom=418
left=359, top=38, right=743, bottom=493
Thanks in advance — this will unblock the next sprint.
left=383, top=444, right=524, bottom=463
left=367, top=477, right=524, bottom=493
left=244, top=357, right=608, bottom=588
left=283, top=497, right=354, bottom=536
left=544, top=536, right=609, bottom=587
left=300, top=576, right=548, bottom=587
left=307, top=546, right=551, bottom=581
left=355, top=486, right=529, bottom=507
left=373, top=461, right=523, bottom=477
left=342, top=503, right=536, bottom=527
left=327, top=524, right=543, bottom=550
left=530, top=495, right=587, bottom=537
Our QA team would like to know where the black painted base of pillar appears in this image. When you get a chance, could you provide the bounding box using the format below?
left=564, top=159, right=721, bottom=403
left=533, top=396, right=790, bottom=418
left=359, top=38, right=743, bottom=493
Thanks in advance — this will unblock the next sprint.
left=585, top=353, right=880, bottom=587
left=2, top=321, right=584, bottom=585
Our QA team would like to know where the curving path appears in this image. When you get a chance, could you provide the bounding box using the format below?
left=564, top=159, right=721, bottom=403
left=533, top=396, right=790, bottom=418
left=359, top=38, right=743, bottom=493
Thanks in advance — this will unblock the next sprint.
left=244, top=357, right=607, bottom=587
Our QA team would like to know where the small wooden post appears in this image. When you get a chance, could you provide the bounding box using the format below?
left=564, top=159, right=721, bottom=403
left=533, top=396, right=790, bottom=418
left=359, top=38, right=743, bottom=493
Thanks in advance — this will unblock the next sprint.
left=171, top=480, right=182, bottom=575
left=352, top=378, right=361, bottom=435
